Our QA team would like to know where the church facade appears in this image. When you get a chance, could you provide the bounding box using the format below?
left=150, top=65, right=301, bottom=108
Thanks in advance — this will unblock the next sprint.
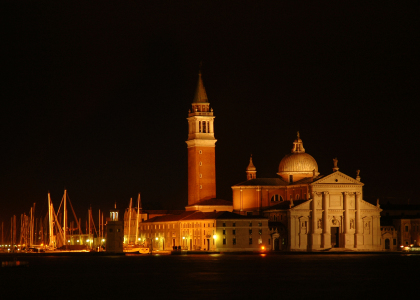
left=232, top=134, right=382, bottom=251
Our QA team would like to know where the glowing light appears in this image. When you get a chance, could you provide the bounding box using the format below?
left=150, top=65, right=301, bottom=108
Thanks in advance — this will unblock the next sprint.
left=102, top=239, right=105, bottom=242
left=213, top=235, right=217, bottom=239
left=138, top=238, right=141, bottom=241
left=400, top=245, right=404, bottom=248
left=182, top=237, right=185, bottom=240
left=261, top=246, right=265, bottom=250
left=67, top=240, right=70, bottom=243
left=77, top=240, right=80, bottom=242
left=155, top=237, right=158, bottom=240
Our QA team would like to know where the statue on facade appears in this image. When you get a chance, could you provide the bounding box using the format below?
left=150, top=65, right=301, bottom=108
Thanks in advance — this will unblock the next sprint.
left=333, top=158, right=339, bottom=172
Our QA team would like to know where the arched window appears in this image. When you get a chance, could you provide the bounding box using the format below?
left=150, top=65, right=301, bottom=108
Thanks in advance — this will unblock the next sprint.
left=271, top=195, right=282, bottom=202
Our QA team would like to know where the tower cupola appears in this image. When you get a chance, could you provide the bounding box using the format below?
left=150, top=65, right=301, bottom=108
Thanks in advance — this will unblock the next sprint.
left=246, top=155, right=257, bottom=180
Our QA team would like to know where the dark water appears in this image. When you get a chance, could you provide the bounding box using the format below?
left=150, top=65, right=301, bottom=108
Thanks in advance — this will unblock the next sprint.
left=1, top=253, right=419, bottom=299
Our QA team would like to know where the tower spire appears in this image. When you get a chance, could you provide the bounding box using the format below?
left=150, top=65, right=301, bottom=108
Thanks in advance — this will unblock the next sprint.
left=193, top=67, right=208, bottom=104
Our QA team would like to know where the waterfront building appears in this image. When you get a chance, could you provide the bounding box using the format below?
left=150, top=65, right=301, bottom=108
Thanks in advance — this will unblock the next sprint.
left=139, top=211, right=269, bottom=251
left=232, top=134, right=382, bottom=251
left=379, top=203, right=420, bottom=248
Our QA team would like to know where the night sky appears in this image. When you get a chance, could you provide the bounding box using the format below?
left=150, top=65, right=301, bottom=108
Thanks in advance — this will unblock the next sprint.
left=2, top=1, right=419, bottom=226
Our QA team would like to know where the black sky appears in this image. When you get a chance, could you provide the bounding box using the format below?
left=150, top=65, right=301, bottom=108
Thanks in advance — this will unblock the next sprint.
left=1, top=1, right=419, bottom=226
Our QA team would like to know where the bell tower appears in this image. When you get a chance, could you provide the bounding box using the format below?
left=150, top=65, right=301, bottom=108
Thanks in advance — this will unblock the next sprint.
left=186, top=71, right=217, bottom=205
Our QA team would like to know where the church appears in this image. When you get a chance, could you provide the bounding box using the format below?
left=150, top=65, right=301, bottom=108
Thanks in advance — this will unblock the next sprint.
left=131, top=71, right=382, bottom=252
left=232, top=134, right=382, bottom=251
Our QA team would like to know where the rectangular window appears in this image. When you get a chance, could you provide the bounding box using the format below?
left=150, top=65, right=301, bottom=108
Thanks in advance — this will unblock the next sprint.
left=249, top=222, right=252, bottom=227
left=405, top=225, right=409, bottom=232
left=223, top=222, right=226, bottom=227
left=249, top=238, right=252, bottom=245
left=204, top=239, right=206, bottom=245
left=259, top=229, right=262, bottom=235
left=233, top=238, right=236, bottom=245
left=199, top=121, right=202, bottom=133
left=258, top=222, right=262, bottom=226
left=249, top=229, right=252, bottom=234
left=233, top=222, right=236, bottom=227
left=233, top=229, right=236, bottom=235
left=223, top=238, right=226, bottom=245
left=203, top=121, right=206, bottom=133
left=393, top=239, right=397, bottom=245
left=223, top=229, right=226, bottom=235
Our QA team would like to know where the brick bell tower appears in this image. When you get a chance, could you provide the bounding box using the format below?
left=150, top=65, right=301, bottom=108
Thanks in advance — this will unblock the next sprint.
left=186, top=70, right=217, bottom=206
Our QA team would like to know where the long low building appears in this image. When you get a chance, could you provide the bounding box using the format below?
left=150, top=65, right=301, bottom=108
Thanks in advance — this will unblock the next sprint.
left=138, top=210, right=270, bottom=252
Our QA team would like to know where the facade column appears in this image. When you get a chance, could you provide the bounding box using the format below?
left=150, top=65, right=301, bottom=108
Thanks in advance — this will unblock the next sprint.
left=256, top=188, right=261, bottom=214
left=310, top=193, right=321, bottom=249
left=343, top=192, right=354, bottom=248
left=322, top=192, right=331, bottom=248
left=240, top=189, right=243, bottom=212
left=355, top=192, right=363, bottom=248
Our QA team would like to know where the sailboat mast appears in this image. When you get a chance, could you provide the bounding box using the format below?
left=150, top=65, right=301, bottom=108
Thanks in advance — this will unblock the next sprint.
left=98, top=209, right=101, bottom=251
left=48, top=192, right=53, bottom=248
left=88, top=207, right=91, bottom=249
left=127, top=198, right=132, bottom=245
left=63, top=190, right=67, bottom=245
left=135, top=193, right=140, bottom=245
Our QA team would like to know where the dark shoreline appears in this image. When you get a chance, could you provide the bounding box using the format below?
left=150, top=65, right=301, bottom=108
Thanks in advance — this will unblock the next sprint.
left=0, top=250, right=415, bottom=257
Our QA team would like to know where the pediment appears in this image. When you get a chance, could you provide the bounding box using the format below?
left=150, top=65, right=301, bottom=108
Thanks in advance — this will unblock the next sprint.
left=312, top=171, right=363, bottom=186
left=291, top=200, right=311, bottom=210
left=360, top=200, right=380, bottom=210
